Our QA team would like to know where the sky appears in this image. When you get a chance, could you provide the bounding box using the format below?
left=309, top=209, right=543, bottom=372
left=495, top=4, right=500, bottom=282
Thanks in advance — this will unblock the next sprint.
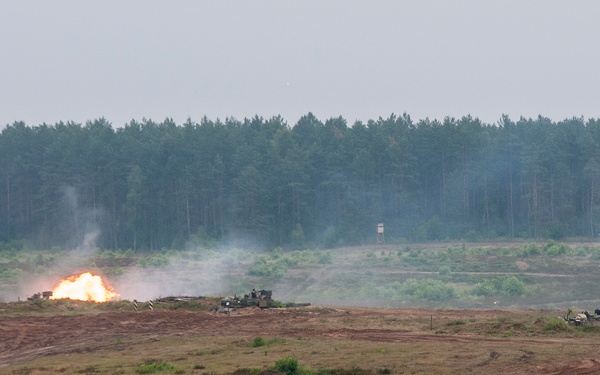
left=1, top=1, right=600, bottom=129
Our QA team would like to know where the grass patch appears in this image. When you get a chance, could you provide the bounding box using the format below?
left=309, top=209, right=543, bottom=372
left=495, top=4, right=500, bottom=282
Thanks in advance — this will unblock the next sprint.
left=576, top=324, right=600, bottom=334
left=544, top=317, right=573, bottom=333
left=251, top=336, right=286, bottom=348
left=136, top=361, right=179, bottom=374
left=446, top=320, right=466, bottom=326
left=75, top=365, right=101, bottom=373
left=188, top=348, right=219, bottom=356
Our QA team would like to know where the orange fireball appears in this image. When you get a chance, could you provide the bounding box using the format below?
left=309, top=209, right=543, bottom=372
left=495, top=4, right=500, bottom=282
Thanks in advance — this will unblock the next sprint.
left=50, top=272, right=119, bottom=302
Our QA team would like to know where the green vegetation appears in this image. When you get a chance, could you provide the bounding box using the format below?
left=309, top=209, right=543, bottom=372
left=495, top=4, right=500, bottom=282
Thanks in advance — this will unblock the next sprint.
left=252, top=337, right=267, bottom=347
left=273, top=357, right=300, bottom=375
left=4, top=116, right=600, bottom=251
left=135, top=361, right=179, bottom=374
left=544, top=317, right=574, bottom=333
left=446, top=320, right=467, bottom=326
left=269, top=357, right=383, bottom=375
left=4, top=240, right=600, bottom=308
left=246, top=256, right=289, bottom=278
left=471, top=276, right=526, bottom=297
left=138, top=253, right=170, bottom=268
left=402, top=278, right=455, bottom=301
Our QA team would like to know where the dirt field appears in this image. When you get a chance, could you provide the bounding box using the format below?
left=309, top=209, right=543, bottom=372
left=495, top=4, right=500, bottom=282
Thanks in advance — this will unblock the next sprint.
left=2, top=302, right=600, bottom=374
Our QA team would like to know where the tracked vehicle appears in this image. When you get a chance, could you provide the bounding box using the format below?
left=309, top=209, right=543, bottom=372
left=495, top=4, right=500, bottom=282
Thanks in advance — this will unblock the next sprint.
left=221, top=289, right=273, bottom=310
left=27, top=291, right=53, bottom=301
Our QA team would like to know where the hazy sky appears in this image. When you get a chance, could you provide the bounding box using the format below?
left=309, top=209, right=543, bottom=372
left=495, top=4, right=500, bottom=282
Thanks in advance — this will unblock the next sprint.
left=2, top=1, right=599, bottom=128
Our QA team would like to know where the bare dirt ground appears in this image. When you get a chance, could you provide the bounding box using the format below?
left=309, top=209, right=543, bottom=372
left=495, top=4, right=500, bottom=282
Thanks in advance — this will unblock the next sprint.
left=2, top=304, right=600, bottom=374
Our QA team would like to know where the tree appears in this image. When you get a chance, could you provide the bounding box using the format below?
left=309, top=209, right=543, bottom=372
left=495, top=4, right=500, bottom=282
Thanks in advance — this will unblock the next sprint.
left=124, top=165, right=144, bottom=251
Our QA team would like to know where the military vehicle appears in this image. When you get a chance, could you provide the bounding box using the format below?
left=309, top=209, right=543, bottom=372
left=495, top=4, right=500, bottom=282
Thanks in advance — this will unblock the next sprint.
left=221, top=289, right=273, bottom=310
left=563, top=308, right=600, bottom=325
left=27, top=291, right=53, bottom=301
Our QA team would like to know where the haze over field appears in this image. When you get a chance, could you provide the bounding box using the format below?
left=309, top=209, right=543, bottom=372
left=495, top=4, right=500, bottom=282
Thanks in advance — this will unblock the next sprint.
left=1, top=1, right=600, bottom=128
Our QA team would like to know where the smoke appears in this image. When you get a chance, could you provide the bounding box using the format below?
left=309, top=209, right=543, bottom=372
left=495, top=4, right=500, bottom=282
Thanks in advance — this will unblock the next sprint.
left=8, top=186, right=103, bottom=301
left=61, top=186, right=102, bottom=254
left=44, top=186, right=103, bottom=277
left=113, top=252, right=237, bottom=301
left=106, top=231, right=268, bottom=301
left=75, top=230, right=100, bottom=256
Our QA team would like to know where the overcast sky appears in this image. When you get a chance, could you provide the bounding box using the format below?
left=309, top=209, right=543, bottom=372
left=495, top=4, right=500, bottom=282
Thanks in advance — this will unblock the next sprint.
left=1, top=1, right=599, bottom=128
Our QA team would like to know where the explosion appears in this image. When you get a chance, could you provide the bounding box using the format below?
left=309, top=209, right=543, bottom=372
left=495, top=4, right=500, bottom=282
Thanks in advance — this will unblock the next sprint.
left=50, top=272, right=119, bottom=302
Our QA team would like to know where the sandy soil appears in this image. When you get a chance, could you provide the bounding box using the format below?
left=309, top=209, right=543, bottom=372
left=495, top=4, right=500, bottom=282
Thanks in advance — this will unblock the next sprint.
left=2, top=306, right=600, bottom=374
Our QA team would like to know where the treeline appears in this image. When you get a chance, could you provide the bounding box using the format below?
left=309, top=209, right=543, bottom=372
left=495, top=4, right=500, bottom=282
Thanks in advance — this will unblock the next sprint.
left=1, top=113, right=600, bottom=251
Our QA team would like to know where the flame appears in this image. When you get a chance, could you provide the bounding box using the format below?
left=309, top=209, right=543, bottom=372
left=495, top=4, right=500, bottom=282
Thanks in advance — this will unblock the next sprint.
left=50, top=272, right=119, bottom=302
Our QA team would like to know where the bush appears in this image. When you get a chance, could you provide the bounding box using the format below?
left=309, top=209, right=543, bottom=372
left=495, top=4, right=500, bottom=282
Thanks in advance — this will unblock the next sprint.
left=471, top=281, right=496, bottom=297
left=136, top=362, right=178, bottom=374
left=544, top=317, right=573, bottom=332
left=246, top=257, right=288, bottom=278
left=470, top=275, right=526, bottom=297
left=543, top=240, right=569, bottom=256
left=402, top=278, right=455, bottom=301
left=0, top=267, right=21, bottom=279
left=500, top=275, right=525, bottom=296
left=318, top=252, right=333, bottom=264
left=591, top=247, right=600, bottom=260
left=438, top=265, right=451, bottom=281
left=573, top=246, right=591, bottom=256
left=252, top=337, right=267, bottom=347
left=138, top=253, right=169, bottom=267
left=273, top=357, right=299, bottom=375
left=520, top=243, right=540, bottom=257
left=271, top=247, right=284, bottom=259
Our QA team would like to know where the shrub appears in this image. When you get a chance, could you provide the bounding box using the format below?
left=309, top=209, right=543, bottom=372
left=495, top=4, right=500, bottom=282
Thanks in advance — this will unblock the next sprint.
left=471, top=281, right=496, bottom=297
left=252, top=337, right=267, bottom=347
left=471, top=275, right=526, bottom=297
left=271, top=247, right=283, bottom=259
left=136, top=362, right=177, bottom=374
left=402, top=278, right=455, bottom=301
left=318, top=252, right=333, bottom=264
left=500, top=275, right=525, bottom=296
left=519, top=242, right=540, bottom=257
left=246, top=257, right=288, bottom=278
left=273, top=357, right=299, bottom=375
left=282, top=256, right=299, bottom=267
left=543, top=240, right=569, bottom=256
left=0, top=267, right=21, bottom=279
left=438, top=265, right=451, bottom=280
left=544, top=317, right=573, bottom=332
left=572, top=246, right=591, bottom=256
left=591, top=247, right=600, bottom=260
left=138, top=254, right=169, bottom=267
